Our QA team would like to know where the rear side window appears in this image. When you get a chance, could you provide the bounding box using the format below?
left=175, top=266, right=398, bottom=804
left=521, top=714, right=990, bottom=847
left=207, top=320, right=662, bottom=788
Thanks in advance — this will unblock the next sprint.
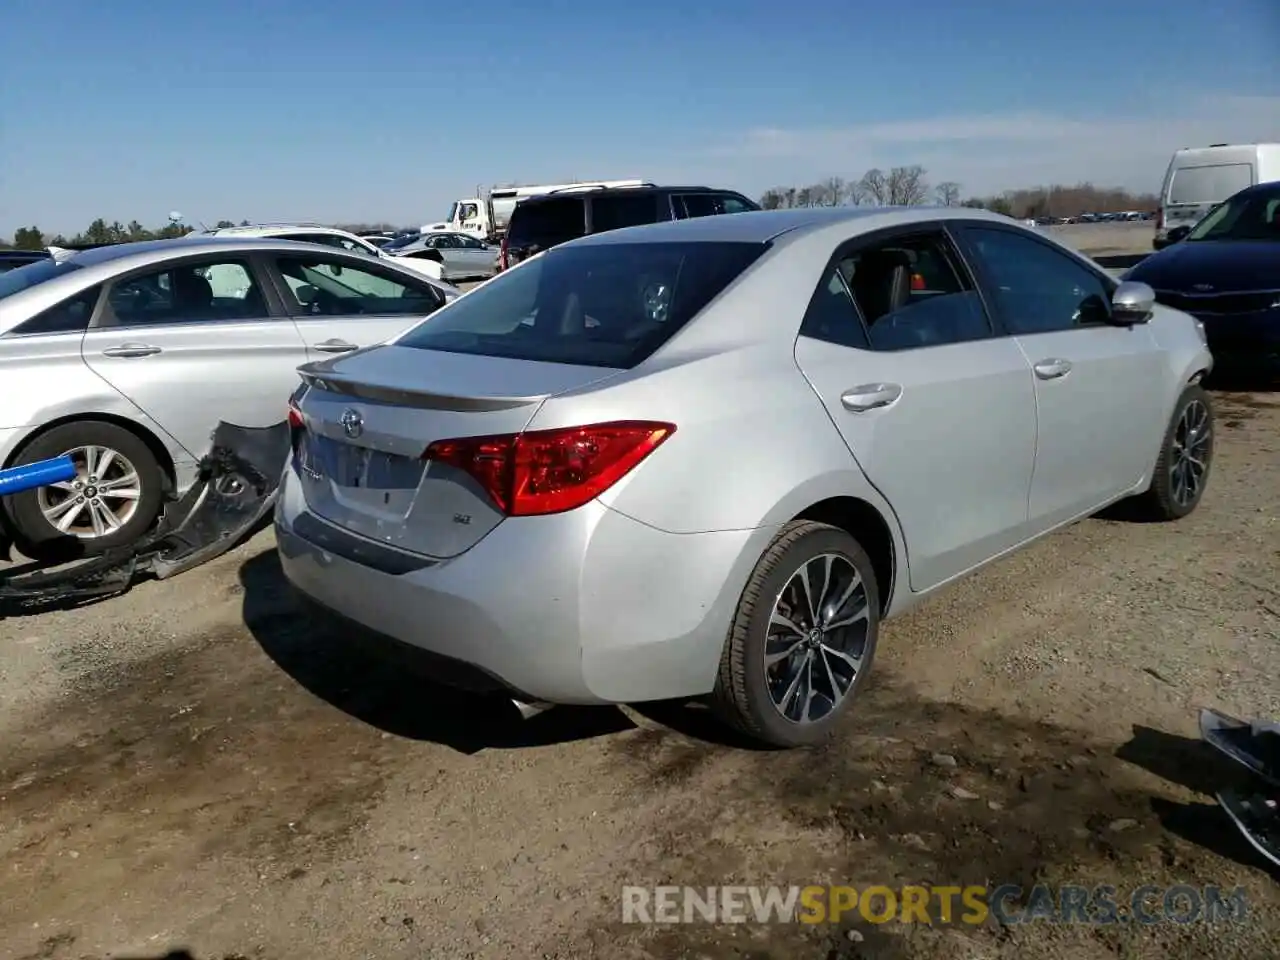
left=396, top=241, right=767, bottom=369
left=590, top=194, right=662, bottom=232
left=507, top=198, right=586, bottom=247
left=1168, top=164, right=1253, bottom=205
left=5, top=284, right=101, bottom=337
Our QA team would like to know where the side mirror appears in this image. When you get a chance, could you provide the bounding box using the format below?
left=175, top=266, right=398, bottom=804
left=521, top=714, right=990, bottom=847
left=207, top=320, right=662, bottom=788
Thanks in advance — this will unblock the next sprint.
left=1112, top=281, right=1155, bottom=324
left=1167, top=225, right=1192, bottom=243
left=295, top=284, right=319, bottom=305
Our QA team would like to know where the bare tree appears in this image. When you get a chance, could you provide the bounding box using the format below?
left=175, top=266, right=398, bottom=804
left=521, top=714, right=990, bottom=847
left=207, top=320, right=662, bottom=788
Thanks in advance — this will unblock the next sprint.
left=859, top=168, right=889, bottom=205
left=887, top=165, right=929, bottom=205
left=818, top=177, right=846, bottom=206
left=935, top=181, right=961, bottom=207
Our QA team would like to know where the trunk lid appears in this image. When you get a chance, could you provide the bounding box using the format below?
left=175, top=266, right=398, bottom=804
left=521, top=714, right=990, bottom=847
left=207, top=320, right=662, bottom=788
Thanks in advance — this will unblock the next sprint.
left=293, top=346, right=617, bottom=558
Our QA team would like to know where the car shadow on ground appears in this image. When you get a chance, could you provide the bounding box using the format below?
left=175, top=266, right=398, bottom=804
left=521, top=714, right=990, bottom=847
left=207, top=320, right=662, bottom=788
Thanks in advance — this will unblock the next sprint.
left=1116, top=724, right=1280, bottom=881
left=237, top=549, right=636, bottom=754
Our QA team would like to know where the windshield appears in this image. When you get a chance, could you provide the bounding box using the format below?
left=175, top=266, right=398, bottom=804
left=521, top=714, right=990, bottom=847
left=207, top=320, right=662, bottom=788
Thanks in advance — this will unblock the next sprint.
left=0, top=258, right=83, bottom=301
left=1186, top=187, right=1280, bottom=242
left=446, top=202, right=459, bottom=223
left=395, top=241, right=768, bottom=369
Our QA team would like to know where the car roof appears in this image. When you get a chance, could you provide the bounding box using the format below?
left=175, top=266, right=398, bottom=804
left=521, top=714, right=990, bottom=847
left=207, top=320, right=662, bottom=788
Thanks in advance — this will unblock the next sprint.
left=518, top=185, right=732, bottom=206
left=565, top=205, right=1022, bottom=247
left=41, top=235, right=358, bottom=270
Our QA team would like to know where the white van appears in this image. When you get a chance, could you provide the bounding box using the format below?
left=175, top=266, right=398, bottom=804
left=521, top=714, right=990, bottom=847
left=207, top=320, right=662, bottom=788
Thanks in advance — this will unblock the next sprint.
left=1154, top=143, right=1280, bottom=249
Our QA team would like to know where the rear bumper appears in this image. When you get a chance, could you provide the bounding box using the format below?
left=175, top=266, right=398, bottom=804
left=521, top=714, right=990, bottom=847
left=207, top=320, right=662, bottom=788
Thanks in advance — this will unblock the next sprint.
left=274, top=464, right=767, bottom=705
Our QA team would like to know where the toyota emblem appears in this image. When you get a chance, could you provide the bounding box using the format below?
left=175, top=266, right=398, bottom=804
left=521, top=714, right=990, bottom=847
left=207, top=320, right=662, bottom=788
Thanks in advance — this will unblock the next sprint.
left=339, top=408, right=364, bottom=439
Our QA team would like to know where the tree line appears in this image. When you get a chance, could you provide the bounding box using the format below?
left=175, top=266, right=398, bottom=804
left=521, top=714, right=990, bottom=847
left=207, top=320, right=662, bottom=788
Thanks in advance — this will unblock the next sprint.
left=0, top=218, right=409, bottom=251
left=2, top=170, right=1160, bottom=250
left=759, top=166, right=1158, bottom=219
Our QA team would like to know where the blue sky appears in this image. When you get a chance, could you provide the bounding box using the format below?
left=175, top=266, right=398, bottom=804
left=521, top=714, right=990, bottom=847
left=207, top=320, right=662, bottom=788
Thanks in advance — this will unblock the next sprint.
left=2, top=0, right=1277, bottom=234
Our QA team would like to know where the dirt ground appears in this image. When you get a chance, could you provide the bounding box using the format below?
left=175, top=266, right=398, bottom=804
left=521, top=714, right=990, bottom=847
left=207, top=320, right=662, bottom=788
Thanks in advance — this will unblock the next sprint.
left=2, top=241, right=1279, bottom=959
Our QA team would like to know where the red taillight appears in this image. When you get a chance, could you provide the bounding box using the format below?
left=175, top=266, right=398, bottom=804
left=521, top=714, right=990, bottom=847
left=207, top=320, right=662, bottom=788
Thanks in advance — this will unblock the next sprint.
left=910, top=273, right=925, bottom=291
left=287, top=400, right=305, bottom=452
left=498, top=235, right=509, bottom=272
left=423, top=421, right=675, bottom=516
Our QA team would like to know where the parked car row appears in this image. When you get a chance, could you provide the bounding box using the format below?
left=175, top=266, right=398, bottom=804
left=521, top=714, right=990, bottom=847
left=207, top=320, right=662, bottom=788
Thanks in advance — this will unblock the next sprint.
left=0, top=181, right=758, bottom=561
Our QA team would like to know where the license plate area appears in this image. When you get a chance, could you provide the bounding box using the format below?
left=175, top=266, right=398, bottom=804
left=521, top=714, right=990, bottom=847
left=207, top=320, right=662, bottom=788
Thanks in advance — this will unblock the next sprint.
left=311, top=435, right=424, bottom=490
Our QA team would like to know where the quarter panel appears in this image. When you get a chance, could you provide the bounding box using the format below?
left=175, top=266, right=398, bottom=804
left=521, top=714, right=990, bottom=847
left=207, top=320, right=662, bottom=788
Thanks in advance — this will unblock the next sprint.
left=528, top=342, right=872, bottom=534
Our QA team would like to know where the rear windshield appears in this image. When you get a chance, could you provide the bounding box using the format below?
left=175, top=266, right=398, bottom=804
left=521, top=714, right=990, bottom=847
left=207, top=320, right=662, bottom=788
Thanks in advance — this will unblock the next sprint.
left=396, top=241, right=768, bottom=368
left=507, top=198, right=586, bottom=247
left=1168, top=163, right=1253, bottom=205
left=0, top=258, right=81, bottom=301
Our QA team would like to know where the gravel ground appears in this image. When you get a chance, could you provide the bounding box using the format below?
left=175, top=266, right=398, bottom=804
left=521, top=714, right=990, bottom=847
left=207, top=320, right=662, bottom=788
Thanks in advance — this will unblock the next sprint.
left=4, top=225, right=1279, bottom=960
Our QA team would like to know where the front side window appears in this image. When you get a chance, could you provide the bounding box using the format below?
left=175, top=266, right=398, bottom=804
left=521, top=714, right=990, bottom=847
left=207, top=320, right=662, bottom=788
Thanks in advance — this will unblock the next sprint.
left=676, top=193, right=759, bottom=218
left=395, top=241, right=767, bottom=368
left=964, top=227, right=1111, bottom=335
left=107, top=260, right=269, bottom=326
left=273, top=255, right=444, bottom=317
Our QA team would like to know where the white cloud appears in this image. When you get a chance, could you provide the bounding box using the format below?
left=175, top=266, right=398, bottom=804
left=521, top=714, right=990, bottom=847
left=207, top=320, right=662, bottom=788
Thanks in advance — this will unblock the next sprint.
left=691, top=94, right=1280, bottom=198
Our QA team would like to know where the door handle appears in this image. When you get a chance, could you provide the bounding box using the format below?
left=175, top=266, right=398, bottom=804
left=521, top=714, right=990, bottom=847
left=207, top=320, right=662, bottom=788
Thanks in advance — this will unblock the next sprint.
left=313, top=339, right=358, bottom=353
left=840, top=383, right=903, bottom=413
left=1033, top=358, right=1073, bottom=380
left=101, top=342, right=162, bottom=358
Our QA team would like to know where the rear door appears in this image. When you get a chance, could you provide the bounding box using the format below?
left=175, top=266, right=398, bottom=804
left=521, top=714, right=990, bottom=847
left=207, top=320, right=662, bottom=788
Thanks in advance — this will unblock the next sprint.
left=453, top=233, right=498, bottom=277
left=955, top=223, right=1167, bottom=528
left=80, top=253, right=309, bottom=458
left=792, top=225, right=1038, bottom=592
left=263, top=250, right=448, bottom=360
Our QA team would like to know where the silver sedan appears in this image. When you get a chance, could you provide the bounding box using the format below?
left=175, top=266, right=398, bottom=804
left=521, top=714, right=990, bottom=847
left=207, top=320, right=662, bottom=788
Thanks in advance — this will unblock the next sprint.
left=0, top=236, right=459, bottom=560
left=276, top=206, right=1214, bottom=747
left=388, top=231, right=500, bottom=282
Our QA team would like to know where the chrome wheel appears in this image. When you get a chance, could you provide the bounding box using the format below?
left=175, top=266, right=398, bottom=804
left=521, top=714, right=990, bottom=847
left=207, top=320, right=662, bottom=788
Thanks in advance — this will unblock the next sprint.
left=35, top=444, right=143, bottom=539
left=1170, top=398, right=1211, bottom=508
left=765, top=553, right=870, bottom=725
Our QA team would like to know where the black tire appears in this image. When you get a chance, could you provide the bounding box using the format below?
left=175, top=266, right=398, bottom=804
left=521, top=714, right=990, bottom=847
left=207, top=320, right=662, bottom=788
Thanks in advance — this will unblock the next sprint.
left=712, top=520, right=881, bottom=748
left=1133, top=384, right=1214, bottom=521
left=3, top=420, right=165, bottom=561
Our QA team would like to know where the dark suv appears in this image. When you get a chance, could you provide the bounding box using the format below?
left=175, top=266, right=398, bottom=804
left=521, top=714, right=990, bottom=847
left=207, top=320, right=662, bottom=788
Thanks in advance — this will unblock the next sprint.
left=500, top=184, right=759, bottom=271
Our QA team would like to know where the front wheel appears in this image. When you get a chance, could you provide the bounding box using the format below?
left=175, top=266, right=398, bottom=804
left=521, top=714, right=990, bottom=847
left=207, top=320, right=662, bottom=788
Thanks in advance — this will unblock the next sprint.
left=712, top=521, right=880, bottom=748
left=3, top=420, right=166, bottom=560
left=1134, top=384, right=1214, bottom=521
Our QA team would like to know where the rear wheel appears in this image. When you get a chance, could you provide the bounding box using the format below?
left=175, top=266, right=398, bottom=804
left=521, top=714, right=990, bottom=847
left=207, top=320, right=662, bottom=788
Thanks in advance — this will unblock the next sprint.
left=712, top=521, right=880, bottom=748
left=1134, top=384, right=1214, bottom=521
left=4, top=421, right=165, bottom=560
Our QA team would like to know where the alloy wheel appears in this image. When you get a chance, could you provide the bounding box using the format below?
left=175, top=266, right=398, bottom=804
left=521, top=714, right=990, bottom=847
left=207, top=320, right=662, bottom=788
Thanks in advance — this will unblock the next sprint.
left=35, top=444, right=143, bottom=539
left=765, top=553, right=871, bottom=724
left=1170, top=398, right=1211, bottom=508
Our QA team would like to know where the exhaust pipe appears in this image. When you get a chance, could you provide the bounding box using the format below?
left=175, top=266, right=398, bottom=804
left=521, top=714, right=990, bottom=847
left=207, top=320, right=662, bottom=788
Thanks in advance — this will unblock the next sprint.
left=512, top=699, right=553, bottom=720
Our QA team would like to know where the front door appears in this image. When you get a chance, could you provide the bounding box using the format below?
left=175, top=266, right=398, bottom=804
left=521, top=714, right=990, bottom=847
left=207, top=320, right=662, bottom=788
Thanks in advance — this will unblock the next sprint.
left=792, top=227, right=1038, bottom=592
left=262, top=250, right=451, bottom=362
left=80, top=255, right=310, bottom=459
left=957, top=224, right=1168, bottom=529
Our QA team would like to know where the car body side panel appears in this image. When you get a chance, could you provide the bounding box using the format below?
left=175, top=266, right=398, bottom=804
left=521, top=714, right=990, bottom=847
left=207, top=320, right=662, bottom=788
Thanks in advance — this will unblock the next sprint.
left=0, top=330, right=194, bottom=477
